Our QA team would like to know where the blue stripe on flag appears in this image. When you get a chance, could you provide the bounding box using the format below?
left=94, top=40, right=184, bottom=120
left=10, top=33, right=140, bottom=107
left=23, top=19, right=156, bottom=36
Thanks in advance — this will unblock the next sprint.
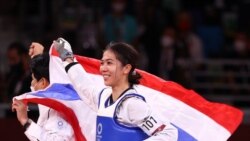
left=31, top=83, right=81, bottom=100
left=172, top=124, right=197, bottom=141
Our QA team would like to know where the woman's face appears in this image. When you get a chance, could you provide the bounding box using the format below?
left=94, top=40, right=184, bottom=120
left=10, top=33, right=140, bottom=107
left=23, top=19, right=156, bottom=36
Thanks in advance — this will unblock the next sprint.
left=100, top=50, right=127, bottom=87
left=30, top=74, right=47, bottom=91
left=30, top=74, right=42, bottom=91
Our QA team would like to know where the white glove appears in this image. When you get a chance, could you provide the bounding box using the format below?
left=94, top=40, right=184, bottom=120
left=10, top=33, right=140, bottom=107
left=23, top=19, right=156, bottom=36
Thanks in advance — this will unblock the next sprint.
left=53, top=37, right=73, bottom=61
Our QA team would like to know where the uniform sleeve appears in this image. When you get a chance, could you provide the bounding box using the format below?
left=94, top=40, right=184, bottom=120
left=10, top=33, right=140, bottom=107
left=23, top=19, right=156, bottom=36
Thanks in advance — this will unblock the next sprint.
left=117, top=97, right=178, bottom=141
left=24, top=116, right=74, bottom=141
left=65, top=62, right=103, bottom=111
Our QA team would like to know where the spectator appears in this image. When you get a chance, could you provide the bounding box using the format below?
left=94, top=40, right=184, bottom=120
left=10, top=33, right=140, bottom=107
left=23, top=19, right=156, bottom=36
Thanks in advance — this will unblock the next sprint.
left=159, top=26, right=176, bottom=80
left=232, top=32, right=249, bottom=59
left=99, top=0, right=138, bottom=44
left=139, top=1, right=167, bottom=75
left=173, top=11, right=204, bottom=87
left=196, top=7, right=223, bottom=58
left=175, top=11, right=204, bottom=62
left=3, top=42, right=31, bottom=102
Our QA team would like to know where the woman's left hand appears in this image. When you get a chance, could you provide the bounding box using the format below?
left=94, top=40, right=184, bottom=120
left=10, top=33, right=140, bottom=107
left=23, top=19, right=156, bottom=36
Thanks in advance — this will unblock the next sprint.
left=12, top=99, right=29, bottom=126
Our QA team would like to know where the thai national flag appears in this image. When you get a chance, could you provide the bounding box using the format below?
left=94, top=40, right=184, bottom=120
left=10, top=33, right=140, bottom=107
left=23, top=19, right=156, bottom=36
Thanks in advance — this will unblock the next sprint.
left=15, top=83, right=90, bottom=141
left=17, top=45, right=243, bottom=141
left=73, top=55, right=243, bottom=141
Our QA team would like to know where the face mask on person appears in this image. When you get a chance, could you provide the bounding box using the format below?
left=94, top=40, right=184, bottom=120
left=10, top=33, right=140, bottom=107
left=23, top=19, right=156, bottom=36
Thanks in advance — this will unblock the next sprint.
left=30, top=79, right=41, bottom=92
left=161, top=35, right=174, bottom=48
left=30, top=85, right=35, bottom=92
left=112, top=2, right=125, bottom=12
left=234, top=40, right=246, bottom=52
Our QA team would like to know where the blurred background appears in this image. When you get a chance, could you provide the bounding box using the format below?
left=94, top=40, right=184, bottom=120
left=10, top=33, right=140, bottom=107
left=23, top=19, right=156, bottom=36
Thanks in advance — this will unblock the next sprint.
left=0, top=0, right=249, bottom=140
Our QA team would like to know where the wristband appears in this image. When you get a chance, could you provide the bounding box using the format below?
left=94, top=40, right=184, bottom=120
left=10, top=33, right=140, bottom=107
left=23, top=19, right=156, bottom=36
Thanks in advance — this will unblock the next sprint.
left=65, top=62, right=79, bottom=72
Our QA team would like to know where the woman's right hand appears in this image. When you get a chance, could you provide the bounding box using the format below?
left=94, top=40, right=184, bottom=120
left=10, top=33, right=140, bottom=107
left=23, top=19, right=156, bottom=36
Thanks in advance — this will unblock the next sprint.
left=29, top=42, right=44, bottom=58
left=53, top=37, right=74, bottom=62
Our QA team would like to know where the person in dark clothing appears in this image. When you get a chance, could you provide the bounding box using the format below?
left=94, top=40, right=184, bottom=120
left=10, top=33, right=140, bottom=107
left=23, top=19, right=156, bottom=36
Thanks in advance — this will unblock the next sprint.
left=3, top=42, right=31, bottom=102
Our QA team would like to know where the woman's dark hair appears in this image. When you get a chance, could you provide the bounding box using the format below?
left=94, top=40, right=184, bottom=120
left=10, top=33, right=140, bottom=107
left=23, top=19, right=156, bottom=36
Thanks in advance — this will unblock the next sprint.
left=104, top=42, right=142, bottom=85
left=30, top=53, right=50, bottom=82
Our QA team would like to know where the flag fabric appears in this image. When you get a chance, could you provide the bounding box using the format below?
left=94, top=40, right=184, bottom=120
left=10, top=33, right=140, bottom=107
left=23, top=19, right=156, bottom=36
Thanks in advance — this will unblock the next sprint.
left=17, top=45, right=243, bottom=141
left=72, top=54, right=243, bottom=141
left=16, top=84, right=87, bottom=141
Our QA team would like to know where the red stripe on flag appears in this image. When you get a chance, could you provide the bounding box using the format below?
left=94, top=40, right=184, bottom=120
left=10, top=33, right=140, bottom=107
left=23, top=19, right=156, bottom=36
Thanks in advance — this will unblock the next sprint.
left=23, top=98, right=86, bottom=141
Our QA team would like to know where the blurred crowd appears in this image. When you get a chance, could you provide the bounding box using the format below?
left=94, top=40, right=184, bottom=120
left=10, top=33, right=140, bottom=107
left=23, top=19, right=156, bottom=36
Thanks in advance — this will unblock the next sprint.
left=0, top=0, right=250, bottom=103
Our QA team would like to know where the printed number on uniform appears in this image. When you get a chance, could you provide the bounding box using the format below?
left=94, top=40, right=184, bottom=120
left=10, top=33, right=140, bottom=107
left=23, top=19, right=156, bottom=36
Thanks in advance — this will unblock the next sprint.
left=142, top=116, right=157, bottom=130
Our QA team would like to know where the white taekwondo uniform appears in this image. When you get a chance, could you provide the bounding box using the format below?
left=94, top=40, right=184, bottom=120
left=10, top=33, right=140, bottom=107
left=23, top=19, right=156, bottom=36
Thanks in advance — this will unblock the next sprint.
left=64, top=62, right=178, bottom=141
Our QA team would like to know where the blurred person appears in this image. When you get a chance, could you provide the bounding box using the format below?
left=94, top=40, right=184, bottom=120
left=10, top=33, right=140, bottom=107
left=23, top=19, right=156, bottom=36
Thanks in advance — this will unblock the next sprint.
left=196, top=7, right=223, bottom=58
left=159, top=26, right=176, bottom=80
left=139, top=0, right=168, bottom=75
left=99, top=0, right=138, bottom=44
left=224, top=32, right=250, bottom=59
left=3, top=42, right=31, bottom=102
left=174, top=11, right=204, bottom=87
left=75, top=4, right=101, bottom=59
left=232, top=32, right=250, bottom=59
left=176, top=11, right=204, bottom=63
left=222, top=32, right=250, bottom=96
